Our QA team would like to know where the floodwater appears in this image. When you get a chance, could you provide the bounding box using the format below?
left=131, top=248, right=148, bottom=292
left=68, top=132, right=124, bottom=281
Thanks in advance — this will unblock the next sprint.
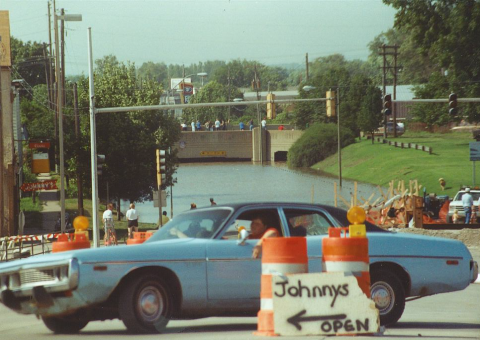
left=121, top=162, right=380, bottom=224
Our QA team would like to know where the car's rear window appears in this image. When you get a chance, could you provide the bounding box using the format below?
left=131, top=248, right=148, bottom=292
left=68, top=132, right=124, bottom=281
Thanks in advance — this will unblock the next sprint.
left=326, top=206, right=388, bottom=233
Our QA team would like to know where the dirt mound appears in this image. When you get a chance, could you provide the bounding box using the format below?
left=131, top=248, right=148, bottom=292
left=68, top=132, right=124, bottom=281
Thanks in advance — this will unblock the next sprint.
left=392, top=227, right=480, bottom=248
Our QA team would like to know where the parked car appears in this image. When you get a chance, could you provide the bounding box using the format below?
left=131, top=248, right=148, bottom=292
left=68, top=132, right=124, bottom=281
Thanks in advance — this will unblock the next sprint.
left=447, top=187, right=480, bottom=223
left=375, top=122, right=405, bottom=136
left=0, top=203, right=477, bottom=334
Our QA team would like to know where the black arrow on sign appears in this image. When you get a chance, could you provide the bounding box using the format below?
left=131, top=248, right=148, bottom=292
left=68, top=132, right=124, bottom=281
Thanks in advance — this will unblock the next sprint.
left=287, top=310, right=347, bottom=331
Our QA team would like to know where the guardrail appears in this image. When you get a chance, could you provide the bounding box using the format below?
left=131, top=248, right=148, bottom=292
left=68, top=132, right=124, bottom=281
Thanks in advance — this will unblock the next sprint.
left=1, top=233, right=68, bottom=262
left=374, top=138, right=432, bottom=154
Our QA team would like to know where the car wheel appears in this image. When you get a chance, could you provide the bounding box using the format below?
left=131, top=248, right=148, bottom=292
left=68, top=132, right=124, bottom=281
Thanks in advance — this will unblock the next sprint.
left=119, top=275, right=172, bottom=334
left=42, top=315, right=89, bottom=334
left=370, top=271, right=405, bottom=326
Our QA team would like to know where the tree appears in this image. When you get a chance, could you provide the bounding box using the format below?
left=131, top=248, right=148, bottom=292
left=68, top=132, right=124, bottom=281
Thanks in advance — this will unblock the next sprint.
left=182, top=80, right=243, bottom=124
left=76, top=57, right=180, bottom=212
left=356, top=84, right=384, bottom=142
left=383, top=0, right=480, bottom=124
left=287, top=123, right=355, bottom=168
left=10, top=37, right=50, bottom=91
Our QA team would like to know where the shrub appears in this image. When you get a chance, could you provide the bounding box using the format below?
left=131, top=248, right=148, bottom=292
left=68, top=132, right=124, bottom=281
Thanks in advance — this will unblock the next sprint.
left=287, top=123, right=354, bottom=167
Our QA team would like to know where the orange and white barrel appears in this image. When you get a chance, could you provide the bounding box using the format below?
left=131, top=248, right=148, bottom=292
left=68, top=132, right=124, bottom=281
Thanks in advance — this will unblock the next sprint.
left=322, top=227, right=370, bottom=297
left=126, top=231, right=153, bottom=245
left=255, top=237, right=308, bottom=337
left=52, top=232, right=90, bottom=253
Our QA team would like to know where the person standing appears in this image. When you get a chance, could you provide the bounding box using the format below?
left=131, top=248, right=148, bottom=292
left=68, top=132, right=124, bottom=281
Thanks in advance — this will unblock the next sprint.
left=239, top=121, right=245, bottom=131
left=261, top=117, right=267, bottom=130
left=196, top=120, right=201, bottom=131
left=462, top=188, right=474, bottom=224
left=103, top=203, right=117, bottom=245
left=126, top=203, right=139, bottom=239
left=249, top=119, right=254, bottom=130
left=191, top=121, right=196, bottom=132
left=205, top=120, right=210, bottom=131
left=215, top=118, right=220, bottom=131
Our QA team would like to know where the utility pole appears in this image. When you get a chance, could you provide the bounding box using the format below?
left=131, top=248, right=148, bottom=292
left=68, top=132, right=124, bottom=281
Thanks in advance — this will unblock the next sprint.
left=253, top=65, right=262, bottom=163
left=227, top=68, right=231, bottom=124
left=73, top=83, right=84, bottom=216
left=305, top=53, right=309, bottom=82
left=47, top=2, right=54, bottom=112
left=379, top=44, right=400, bottom=138
left=60, top=8, right=66, bottom=107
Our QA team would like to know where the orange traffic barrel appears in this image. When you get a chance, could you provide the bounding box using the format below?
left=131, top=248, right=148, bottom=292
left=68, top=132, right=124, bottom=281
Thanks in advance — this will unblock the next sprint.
left=322, top=227, right=370, bottom=297
left=52, top=232, right=90, bottom=253
left=255, top=237, right=308, bottom=337
left=126, top=231, right=153, bottom=245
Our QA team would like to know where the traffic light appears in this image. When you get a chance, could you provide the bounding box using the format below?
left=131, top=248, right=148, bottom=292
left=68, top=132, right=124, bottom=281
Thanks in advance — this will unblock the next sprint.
left=449, top=93, right=458, bottom=115
left=326, top=90, right=336, bottom=117
left=266, top=93, right=276, bottom=119
left=383, top=94, right=392, bottom=115
left=156, top=149, right=166, bottom=188
left=97, top=154, right=105, bottom=176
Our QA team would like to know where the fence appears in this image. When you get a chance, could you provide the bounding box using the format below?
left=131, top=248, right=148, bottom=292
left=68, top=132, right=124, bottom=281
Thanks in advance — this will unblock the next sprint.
left=374, top=138, right=433, bottom=154
left=0, top=233, right=69, bottom=262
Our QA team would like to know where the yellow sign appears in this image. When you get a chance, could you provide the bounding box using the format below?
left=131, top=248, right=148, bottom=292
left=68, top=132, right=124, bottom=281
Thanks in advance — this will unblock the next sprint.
left=0, top=11, right=12, bottom=67
left=200, top=151, right=226, bottom=156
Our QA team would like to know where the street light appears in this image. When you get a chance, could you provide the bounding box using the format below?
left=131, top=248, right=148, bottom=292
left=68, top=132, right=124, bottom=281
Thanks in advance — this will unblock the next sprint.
left=303, top=85, right=342, bottom=187
left=54, top=7, right=82, bottom=233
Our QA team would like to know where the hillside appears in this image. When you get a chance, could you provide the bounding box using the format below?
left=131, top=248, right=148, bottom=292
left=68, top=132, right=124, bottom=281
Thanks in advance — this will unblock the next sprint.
left=312, top=131, right=476, bottom=198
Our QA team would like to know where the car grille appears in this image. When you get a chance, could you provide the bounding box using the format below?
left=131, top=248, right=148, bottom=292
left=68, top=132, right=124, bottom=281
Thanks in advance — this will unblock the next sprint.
left=20, top=269, right=56, bottom=285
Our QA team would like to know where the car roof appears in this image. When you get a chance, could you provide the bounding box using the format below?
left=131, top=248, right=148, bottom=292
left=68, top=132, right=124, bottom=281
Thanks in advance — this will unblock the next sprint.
left=193, top=202, right=388, bottom=232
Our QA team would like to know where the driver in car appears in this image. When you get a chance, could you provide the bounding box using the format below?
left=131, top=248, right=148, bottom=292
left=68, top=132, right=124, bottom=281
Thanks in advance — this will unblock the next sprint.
left=249, top=215, right=279, bottom=258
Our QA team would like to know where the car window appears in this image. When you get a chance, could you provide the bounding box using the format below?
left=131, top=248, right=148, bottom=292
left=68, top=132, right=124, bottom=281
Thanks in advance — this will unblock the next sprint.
left=283, top=209, right=332, bottom=236
left=455, top=192, right=480, bottom=201
left=147, top=209, right=231, bottom=242
left=219, top=208, right=283, bottom=240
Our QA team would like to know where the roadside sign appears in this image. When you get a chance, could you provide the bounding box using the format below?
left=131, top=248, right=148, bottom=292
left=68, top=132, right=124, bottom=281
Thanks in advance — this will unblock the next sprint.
left=200, top=151, right=226, bottom=156
left=469, top=142, right=480, bottom=161
left=272, top=272, right=379, bottom=336
left=20, top=179, right=57, bottom=192
left=153, top=190, right=167, bottom=207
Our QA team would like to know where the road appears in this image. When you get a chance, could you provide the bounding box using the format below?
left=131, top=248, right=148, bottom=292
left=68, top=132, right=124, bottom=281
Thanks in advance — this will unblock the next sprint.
left=0, top=284, right=478, bottom=340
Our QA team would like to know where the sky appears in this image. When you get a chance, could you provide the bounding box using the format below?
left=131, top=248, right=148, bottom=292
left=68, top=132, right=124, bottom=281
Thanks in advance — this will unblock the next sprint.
left=2, top=0, right=397, bottom=76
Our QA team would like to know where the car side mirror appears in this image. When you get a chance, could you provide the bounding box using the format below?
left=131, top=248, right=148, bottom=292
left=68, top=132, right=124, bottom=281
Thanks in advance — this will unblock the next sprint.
left=237, top=228, right=249, bottom=245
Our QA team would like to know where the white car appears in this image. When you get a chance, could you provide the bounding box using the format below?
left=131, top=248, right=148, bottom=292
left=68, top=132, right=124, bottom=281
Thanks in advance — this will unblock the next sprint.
left=447, top=188, right=480, bottom=223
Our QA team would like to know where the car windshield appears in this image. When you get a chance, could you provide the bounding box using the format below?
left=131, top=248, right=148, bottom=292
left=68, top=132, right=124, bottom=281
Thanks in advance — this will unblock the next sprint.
left=146, top=208, right=232, bottom=242
left=455, top=192, right=480, bottom=201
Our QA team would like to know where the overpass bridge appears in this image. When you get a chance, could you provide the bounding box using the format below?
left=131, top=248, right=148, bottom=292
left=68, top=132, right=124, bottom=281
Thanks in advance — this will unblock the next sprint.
left=174, top=128, right=303, bottom=162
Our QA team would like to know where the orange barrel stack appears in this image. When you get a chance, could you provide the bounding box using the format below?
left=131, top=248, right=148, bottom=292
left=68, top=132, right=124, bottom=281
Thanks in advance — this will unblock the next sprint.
left=322, top=206, right=370, bottom=297
left=126, top=231, right=153, bottom=245
left=255, top=237, right=308, bottom=337
left=52, top=216, right=91, bottom=253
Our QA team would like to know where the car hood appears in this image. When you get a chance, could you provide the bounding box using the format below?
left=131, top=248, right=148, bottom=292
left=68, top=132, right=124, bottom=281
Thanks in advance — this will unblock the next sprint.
left=0, top=238, right=201, bottom=270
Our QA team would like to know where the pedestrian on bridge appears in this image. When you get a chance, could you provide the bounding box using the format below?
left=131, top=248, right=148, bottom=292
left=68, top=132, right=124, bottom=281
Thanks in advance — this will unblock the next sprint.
left=249, top=119, right=254, bottom=130
left=215, top=119, right=220, bottom=131
left=239, top=121, right=245, bottom=130
left=191, top=121, right=196, bottom=132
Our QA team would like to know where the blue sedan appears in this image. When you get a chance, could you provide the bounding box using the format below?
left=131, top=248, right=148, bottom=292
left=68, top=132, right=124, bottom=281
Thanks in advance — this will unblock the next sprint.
left=0, top=203, right=477, bottom=334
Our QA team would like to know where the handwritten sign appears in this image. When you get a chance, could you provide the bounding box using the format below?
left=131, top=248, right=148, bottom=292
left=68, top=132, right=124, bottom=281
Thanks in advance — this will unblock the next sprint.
left=273, top=272, right=379, bottom=336
left=20, top=180, right=57, bottom=192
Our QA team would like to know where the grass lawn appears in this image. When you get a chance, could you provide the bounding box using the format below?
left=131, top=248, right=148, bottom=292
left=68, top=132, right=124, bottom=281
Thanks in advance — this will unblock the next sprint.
left=312, top=131, right=476, bottom=198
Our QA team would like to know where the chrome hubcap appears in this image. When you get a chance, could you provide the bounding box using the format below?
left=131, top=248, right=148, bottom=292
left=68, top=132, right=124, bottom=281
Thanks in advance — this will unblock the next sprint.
left=138, top=287, right=163, bottom=322
left=371, top=281, right=394, bottom=314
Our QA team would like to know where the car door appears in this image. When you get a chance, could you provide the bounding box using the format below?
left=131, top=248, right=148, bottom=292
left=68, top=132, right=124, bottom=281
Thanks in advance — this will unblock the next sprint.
left=206, top=207, right=284, bottom=308
left=280, top=207, right=339, bottom=273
